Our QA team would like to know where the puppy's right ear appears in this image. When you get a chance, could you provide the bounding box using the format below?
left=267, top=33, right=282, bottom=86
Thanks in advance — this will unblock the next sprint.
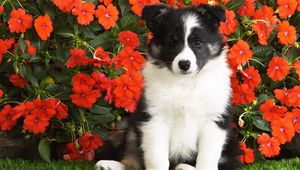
left=141, top=4, right=171, bottom=34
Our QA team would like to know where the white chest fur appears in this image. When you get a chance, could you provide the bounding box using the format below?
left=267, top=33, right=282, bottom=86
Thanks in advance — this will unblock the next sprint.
left=142, top=53, right=231, bottom=160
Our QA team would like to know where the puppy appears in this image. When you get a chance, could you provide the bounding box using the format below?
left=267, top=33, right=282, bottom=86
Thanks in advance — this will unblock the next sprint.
left=96, top=4, right=242, bottom=170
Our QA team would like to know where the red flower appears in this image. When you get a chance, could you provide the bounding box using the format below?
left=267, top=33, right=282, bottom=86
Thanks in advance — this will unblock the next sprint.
left=0, top=89, right=3, bottom=98
left=232, top=84, right=256, bottom=105
left=277, top=21, right=296, bottom=45
left=53, top=0, right=82, bottom=13
left=91, top=72, right=113, bottom=103
left=239, top=142, right=254, bottom=164
left=8, top=9, right=33, bottom=33
left=219, top=10, right=238, bottom=35
left=23, top=110, right=50, bottom=134
left=116, top=48, right=145, bottom=71
left=99, top=0, right=113, bottom=6
left=129, top=0, right=160, bottom=17
left=242, top=66, right=261, bottom=89
left=260, top=99, right=287, bottom=122
left=267, top=56, right=289, bottom=81
left=0, top=105, right=17, bottom=131
left=67, top=48, right=90, bottom=68
left=0, top=5, right=3, bottom=14
left=9, top=74, right=28, bottom=88
left=0, top=39, right=8, bottom=63
left=271, top=118, right=295, bottom=144
left=70, top=86, right=101, bottom=108
left=92, top=47, right=111, bottom=68
left=33, top=99, right=57, bottom=119
left=288, top=86, right=300, bottom=108
left=63, top=142, right=81, bottom=160
left=294, top=61, right=300, bottom=81
left=113, top=71, right=143, bottom=112
left=72, top=73, right=95, bottom=89
left=257, top=133, right=280, bottom=158
left=118, top=31, right=140, bottom=49
left=80, top=133, right=104, bottom=150
left=238, top=0, right=256, bottom=17
left=286, top=109, right=300, bottom=133
left=228, top=40, right=253, bottom=66
left=34, top=14, right=53, bottom=41
left=298, top=0, right=300, bottom=11
left=277, top=0, right=297, bottom=18
left=52, top=99, right=69, bottom=120
left=95, top=4, right=119, bottom=30
left=72, top=2, right=95, bottom=25
left=13, top=101, right=34, bottom=120
left=25, top=40, right=37, bottom=56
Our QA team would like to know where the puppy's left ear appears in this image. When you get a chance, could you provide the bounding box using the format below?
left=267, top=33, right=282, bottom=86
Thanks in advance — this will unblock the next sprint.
left=197, top=4, right=225, bottom=29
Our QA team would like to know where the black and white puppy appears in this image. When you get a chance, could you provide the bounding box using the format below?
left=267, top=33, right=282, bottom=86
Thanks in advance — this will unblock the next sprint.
left=96, top=4, right=242, bottom=170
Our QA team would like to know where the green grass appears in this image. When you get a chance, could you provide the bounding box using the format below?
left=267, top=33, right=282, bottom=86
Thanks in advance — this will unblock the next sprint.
left=0, top=158, right=299, bottom=170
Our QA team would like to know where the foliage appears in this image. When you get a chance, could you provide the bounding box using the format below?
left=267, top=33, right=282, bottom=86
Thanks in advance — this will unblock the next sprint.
left=0, top=0, right=300, bottom=164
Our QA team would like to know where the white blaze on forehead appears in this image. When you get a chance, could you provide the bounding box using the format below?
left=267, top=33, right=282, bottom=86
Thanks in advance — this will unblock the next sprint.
left=183, top=14, right=200, bottom=43
left=171, top=14, right=200, bottom=75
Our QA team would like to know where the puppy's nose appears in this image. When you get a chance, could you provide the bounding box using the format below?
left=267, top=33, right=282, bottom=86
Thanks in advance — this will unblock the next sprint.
left=178, top=60, right=191, bottom=71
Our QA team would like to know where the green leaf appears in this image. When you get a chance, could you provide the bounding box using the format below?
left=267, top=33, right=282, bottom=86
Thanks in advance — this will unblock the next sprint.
left=90, top=104, right=112, bottom=114
left=253, top=117, right=271, bottom=132
left=256, top=94, right=269, bottom=105
left=38, top=138, right=51, bottom=163
left=90, top=32, right=113, bottom=49
left=55, top=31, right=75, bottom=38
left=252, top=46, right=274, bottom=57
left=18, top=39, right=28, bottom=53
left=118, top=0, right=131, bottom=15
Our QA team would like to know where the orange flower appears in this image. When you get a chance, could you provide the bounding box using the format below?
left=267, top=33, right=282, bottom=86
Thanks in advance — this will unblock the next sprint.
left=129, top=0, right=160, bottom=16
left=298, top=0, right=300, bottom=11
left=116, top=48, right=145, bottom=71
left=271, top=118, right=295, bottom=144
left=219, top=10, right=238, bottom=35
left=267, top=56, right=289, bottom=81
left=34, top=14, right=53, bottom=41
left=228, top=40, right=253, bottom=66
left=260, top=99, right=287, bottom=122
left=242, top=66, right=261, bottom=89
left=257, top=133, right=280, bottom=158
left=67, top=48, right=91, bottom=68
left=288, top=86, right=300, bottom=108
left=118, top=31, right=140, bottom=49
left=99, top=0, right=113, bottom=6
left=8, top=8, right=33, bottom=33
left=274, top=88, right=292, bottom=106
left=293, top=61, right=300, bottom=81
left=72, top=2, right=95, bottom=25
left=286, top=109, right=300, bottom=133
left=239, top=142, right=254, bottom=164
left=25, top=40, right=37, bottom=56
left=192, top=0, right=209, bottom=6
left=253, top=6, right=277, bottom=45
left=238, top=0, right=256, bottom=17
left=92, top=47, right=112, bottom=68
left=232, top=84, right=256, bottom=105
left=277, top=0, right=297, bottom=18
left=113, top=71, right=143, bottom=112
left=277, top=21, right=296, bottom=45
left=95, top=4, right=119, bottom=30
left=53, top=0, right=82, bottom=13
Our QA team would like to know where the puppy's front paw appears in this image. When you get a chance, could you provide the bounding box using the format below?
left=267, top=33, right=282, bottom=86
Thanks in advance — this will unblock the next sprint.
left=175, top=163, right=196, bottom=170
left=95, top=160, right=125, bottom=170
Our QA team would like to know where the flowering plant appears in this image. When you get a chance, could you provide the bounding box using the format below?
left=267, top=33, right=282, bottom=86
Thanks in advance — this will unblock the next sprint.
left=0, top=0, right=299, bottom=164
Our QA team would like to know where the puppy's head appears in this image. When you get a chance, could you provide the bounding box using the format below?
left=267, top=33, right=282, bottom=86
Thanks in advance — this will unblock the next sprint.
left=142, top=4, right=226, bottom=75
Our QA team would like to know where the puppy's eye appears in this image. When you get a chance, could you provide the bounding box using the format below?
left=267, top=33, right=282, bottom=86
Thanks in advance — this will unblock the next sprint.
left=193, top=40, right=203, bottom=47
left=168, top=41, right=175, bottom=47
